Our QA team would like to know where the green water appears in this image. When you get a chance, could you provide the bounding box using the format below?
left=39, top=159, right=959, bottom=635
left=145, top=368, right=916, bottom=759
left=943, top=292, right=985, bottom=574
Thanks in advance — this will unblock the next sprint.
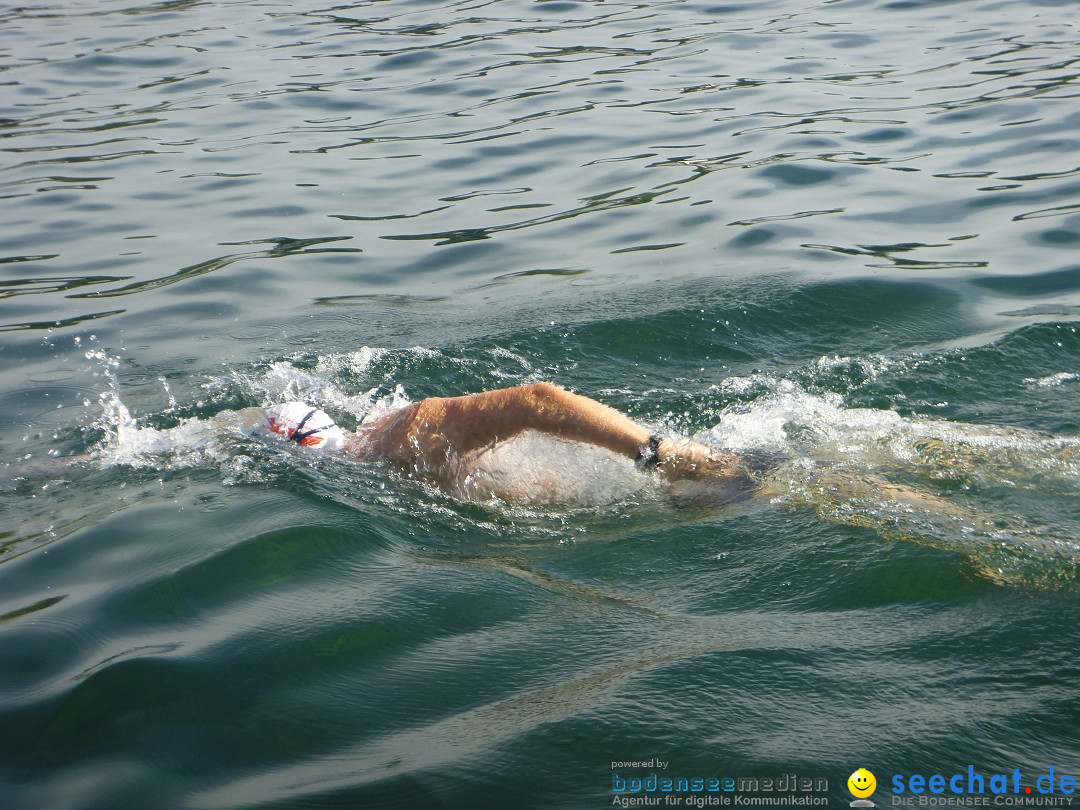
left=2, top=1, right=1080, bottom=808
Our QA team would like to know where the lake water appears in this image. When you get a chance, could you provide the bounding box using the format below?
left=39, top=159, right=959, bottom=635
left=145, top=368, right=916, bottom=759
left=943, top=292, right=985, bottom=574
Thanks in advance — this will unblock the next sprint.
left=2, top=0, right=1080, bottom=808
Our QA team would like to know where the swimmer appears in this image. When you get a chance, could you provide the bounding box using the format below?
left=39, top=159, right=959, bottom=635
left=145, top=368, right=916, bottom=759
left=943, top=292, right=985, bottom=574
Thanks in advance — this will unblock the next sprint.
left=254, top=381, right=764, bottom=501
left=255, top=383, right=982, bottom=513
left=18, top=380, right=1078, bottom=586
left=9, top=381, right=761, bottom=505
left=14, top=379, right=978, bottom=514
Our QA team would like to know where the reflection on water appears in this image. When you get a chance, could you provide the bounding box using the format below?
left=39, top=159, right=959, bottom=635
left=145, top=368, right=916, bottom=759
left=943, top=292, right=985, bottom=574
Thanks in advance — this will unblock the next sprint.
left=2, top=0, right=1079, bottom=333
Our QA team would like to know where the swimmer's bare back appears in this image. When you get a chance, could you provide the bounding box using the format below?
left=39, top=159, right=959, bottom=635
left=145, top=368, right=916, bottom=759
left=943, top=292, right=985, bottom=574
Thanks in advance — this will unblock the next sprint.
left=345, top=381, right=756, bottom=489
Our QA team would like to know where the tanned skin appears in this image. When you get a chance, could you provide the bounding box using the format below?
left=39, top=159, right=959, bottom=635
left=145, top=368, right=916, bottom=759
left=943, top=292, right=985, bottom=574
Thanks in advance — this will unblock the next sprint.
left=346, top=381, right=748, bottom=485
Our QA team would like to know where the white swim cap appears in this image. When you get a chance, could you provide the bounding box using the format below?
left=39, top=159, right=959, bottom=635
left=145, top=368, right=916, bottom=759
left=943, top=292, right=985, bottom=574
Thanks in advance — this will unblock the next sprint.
left=256, top=402, right=346, bottom=453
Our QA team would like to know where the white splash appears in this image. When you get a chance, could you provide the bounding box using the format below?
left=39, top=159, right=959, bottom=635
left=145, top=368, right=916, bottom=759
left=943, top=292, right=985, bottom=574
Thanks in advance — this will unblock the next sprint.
left=451, top=431, right=647, bottom=506
left=1026, top=372, right=1079, bottom=388
left=702, top=377, right=1080, bottom=487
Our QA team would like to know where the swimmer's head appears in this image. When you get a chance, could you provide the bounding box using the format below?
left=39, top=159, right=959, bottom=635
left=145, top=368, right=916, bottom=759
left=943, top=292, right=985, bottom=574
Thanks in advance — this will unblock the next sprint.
left=255, top=402, right=346, bottom=453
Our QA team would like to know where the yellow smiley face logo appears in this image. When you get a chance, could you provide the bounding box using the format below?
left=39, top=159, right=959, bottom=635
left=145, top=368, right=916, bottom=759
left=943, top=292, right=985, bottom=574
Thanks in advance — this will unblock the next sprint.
left=848, top=768, right=877, bottom=798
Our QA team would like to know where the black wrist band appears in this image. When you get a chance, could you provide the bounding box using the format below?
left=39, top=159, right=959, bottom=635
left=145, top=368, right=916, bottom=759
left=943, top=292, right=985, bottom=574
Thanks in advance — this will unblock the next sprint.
left=635, top=434, right=662, bottom=471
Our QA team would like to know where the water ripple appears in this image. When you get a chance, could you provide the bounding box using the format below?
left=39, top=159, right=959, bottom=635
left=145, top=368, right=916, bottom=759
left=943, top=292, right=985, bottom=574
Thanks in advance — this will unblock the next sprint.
left=3, top=3, right=1080, bottom=807
left=2, top=0, right=1078, bottom=328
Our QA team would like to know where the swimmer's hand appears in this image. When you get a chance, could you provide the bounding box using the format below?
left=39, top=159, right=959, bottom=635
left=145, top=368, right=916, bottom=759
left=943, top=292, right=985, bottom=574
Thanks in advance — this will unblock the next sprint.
left=654, top=438, right=749, bottom=483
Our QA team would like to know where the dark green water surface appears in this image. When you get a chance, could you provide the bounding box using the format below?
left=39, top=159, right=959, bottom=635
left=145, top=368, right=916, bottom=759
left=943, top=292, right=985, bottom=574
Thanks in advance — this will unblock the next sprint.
left=2, top=1, right=1079, bottom=808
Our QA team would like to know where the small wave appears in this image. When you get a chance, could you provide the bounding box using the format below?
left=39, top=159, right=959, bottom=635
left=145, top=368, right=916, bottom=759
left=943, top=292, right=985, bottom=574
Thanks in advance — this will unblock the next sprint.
left=1026, top=371, right=1080, bottom=388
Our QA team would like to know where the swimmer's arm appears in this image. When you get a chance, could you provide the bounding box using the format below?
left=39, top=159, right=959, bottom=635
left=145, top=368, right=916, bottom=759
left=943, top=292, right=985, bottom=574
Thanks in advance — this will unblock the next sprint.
left=355, top=382, right=743, bottom=481
left=431, top=382, right=652, bottom=459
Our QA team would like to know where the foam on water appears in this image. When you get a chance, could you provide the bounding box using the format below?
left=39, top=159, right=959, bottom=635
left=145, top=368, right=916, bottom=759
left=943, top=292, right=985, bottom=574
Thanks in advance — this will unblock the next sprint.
left=85, top=349, right=243, bottom=472
left=82, top=348, right=646, bottom=507
left=1027, top=371, right=1080, bottom=388
left=75, top=348, right=1080, bottom=585
left=702, top=369, right=1080, bottom=586
left=707, top=374, right=1080, bottom=481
